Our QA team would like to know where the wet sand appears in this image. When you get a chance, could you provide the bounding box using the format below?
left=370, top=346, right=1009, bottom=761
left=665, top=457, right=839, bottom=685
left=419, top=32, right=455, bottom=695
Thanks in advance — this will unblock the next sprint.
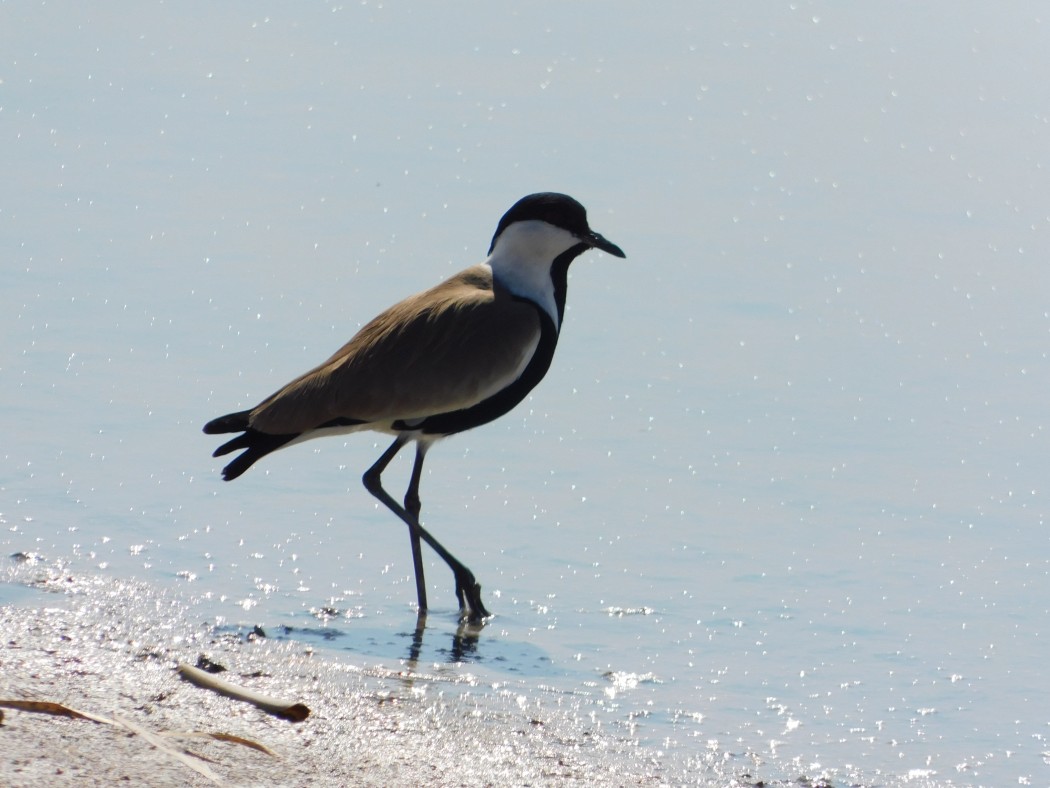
left=0, top=570, right=674, bottom=787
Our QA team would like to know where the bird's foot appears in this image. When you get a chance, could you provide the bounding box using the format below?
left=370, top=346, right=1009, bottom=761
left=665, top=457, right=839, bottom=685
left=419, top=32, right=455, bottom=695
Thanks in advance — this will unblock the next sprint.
left=455, top=575, right=491, bottom=623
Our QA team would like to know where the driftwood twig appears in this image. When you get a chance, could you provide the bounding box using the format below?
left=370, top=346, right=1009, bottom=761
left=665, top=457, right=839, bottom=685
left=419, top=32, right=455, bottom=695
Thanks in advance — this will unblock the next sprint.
left=176, top=663, right=310, bottom=721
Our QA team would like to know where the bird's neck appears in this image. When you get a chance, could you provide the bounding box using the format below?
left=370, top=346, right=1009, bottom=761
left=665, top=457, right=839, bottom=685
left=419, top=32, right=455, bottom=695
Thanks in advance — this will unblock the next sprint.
left=487, top=222, right=586, bottom=329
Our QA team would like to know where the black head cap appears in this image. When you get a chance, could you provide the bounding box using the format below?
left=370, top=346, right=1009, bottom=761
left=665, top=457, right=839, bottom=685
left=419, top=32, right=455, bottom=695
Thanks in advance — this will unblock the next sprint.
left=488, top=192, right=626, bottom=258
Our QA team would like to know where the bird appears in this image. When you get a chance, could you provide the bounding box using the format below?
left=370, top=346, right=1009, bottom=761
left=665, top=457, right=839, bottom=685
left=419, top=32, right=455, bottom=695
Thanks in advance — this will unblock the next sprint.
left=203, top=192, right=625, bottom=622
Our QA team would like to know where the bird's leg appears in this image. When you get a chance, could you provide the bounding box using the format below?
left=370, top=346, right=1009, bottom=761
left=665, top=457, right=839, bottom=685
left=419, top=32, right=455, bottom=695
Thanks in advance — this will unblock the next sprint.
left=363, top=435, right=427, bottom=613
left=418, top=523, right=491, bottom=623
left=404, top=441, right=425, bottom=519
left=403, top=443, right=429, bottom=612
left=405, top=442, right=491, bottom=621
left=362, top=436, right=491, bottom=621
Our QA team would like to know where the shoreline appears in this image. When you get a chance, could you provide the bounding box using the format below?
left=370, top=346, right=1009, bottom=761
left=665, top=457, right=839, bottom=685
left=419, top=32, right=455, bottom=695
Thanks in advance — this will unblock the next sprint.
left=0, top=571, right=674, bottom=787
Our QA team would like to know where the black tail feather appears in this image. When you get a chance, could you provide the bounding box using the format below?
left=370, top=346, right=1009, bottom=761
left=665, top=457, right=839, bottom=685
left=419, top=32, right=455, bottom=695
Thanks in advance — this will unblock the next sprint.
left=203, top=409, right=252, bottom=435
left=204, top=410, right=299, bottom=481
left=216, top=430, right=299, bottom=481
left=213, top=432, right=254, bottom=457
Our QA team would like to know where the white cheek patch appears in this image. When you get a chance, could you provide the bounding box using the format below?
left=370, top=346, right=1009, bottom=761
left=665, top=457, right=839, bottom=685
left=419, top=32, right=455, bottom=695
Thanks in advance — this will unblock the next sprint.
left=486, top=221, right=579, bottom=330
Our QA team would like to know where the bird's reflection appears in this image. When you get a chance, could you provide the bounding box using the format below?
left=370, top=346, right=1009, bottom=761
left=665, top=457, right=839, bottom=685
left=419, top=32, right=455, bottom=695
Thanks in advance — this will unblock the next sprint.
left=401, top=612, right=486, bottom=667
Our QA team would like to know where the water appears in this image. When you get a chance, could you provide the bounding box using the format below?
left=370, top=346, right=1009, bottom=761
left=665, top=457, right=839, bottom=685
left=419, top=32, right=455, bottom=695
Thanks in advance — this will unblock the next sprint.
left=3, top=3, right=1048, bottom=785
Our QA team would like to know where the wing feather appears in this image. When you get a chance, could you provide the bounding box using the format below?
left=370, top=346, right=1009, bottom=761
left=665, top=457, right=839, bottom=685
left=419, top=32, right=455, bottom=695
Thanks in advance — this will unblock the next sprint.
left=247, top=265, right=541, bottom=435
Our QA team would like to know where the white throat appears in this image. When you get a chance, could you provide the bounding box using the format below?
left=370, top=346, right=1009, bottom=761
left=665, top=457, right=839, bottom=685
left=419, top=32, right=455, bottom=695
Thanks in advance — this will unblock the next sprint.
left=485, top=220, right=580, bottom=329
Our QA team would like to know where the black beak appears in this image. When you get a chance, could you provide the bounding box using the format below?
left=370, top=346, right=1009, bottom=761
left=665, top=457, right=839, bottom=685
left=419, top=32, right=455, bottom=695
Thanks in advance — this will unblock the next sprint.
left=587, top=230, right=626, bottom=258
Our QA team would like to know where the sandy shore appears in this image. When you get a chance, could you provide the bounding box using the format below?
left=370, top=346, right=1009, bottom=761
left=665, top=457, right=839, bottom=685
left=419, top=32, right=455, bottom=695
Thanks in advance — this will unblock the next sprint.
left=0, top=569, right=677, bottom=787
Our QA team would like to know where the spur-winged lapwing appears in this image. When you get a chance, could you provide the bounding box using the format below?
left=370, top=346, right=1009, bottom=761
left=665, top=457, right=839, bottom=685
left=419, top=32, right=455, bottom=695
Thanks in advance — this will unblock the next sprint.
left=204, top=192, right=625, bottom=621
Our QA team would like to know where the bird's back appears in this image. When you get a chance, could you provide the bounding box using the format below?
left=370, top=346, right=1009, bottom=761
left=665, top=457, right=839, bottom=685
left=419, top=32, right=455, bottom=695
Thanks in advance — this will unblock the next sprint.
left=246, top=264, right=544, bottom=435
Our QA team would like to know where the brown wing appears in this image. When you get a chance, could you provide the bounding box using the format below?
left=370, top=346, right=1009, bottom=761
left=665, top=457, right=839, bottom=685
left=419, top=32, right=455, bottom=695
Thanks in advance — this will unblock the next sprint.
left=247, top=265, right=542, bottom=435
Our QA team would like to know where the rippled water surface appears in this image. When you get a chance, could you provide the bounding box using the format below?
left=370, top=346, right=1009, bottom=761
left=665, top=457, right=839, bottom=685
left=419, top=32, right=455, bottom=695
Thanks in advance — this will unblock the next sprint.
left=3, top=3, right=1048, bottom=785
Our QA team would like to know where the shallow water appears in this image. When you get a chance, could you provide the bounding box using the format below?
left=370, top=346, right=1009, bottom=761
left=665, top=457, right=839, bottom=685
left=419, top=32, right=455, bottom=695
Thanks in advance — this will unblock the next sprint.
left=3, top=3, right=1048, bottom=785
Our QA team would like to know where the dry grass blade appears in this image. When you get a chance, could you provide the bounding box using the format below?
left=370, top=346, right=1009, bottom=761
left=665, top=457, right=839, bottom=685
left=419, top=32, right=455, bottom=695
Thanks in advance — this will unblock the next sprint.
left=0, top=700, right=225, bottom=784
left=113, top=713, right=223, bottom=785
left=0, top=699, right=116, bottom=725
left=163, top=730, right=280, bottom=757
